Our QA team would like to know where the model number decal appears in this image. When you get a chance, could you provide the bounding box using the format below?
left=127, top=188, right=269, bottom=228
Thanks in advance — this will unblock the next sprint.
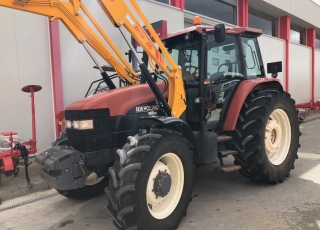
left=134, top=24, right=145, bottom=40
left=136, top=105, right=160, bottom=113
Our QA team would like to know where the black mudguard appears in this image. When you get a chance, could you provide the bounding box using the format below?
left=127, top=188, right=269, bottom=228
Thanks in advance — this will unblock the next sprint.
left=139, top=116, right=199, bottom=160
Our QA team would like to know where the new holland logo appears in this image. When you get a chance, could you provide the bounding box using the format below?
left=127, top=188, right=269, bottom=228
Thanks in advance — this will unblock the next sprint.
left=136, top=105, right=160, bottom=113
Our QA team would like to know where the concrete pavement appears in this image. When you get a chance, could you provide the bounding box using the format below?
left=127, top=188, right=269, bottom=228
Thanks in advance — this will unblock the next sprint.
left=1, top=151, right=320, bottom=230
left=0, top=159, right=50, bottom=203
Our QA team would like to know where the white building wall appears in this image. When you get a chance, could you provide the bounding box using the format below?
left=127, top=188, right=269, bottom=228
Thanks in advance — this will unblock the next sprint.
left=0, top=9, right=55, bottom=152
left=315, top=50, right=320, bottom=101
left=258, top=35, right=286, bottom=86
left=289, top=43, right=312, bottom=104
left=258, top=0, right=320, bottom=28
left=60, top=0, right=185, bottom=107
left=0, top=0, right=318, bottom=152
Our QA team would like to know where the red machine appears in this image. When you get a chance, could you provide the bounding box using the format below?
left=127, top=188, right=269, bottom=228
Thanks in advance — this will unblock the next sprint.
left=0, top=85, right=41, bottom=188
left=296, top=98, right=320, bottom=115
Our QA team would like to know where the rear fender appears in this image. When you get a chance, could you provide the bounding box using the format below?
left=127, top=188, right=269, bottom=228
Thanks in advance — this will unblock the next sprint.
left=223, top=79, right=283, bottom=131
left=139, top=116, right=198, bottom=157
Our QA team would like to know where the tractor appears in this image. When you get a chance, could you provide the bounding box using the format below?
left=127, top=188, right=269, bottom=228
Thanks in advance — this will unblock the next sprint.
left=0, top=1, right=299, bottom=230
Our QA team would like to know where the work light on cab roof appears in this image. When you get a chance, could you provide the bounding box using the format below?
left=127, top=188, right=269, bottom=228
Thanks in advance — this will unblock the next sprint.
left=193, top=16, right=201, bottom=25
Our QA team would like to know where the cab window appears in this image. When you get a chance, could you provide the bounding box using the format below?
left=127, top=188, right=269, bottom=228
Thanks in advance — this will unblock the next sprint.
left=241, top=37, right=264, bottom=78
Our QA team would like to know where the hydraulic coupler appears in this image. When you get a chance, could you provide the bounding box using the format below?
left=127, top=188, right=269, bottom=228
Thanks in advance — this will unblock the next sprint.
left=35, top=146, right=86, bottom=190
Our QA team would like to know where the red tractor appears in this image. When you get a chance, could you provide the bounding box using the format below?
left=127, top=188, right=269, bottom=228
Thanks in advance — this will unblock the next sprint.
left=39, top=24, right=299, bottom=230
left=1, top=1, right=300, bottom=230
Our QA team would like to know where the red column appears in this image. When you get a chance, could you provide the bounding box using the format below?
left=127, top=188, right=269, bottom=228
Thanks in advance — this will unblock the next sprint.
left=49, top=19, right=64, bottom=137
left=238, top=0, right=248, bottom=27
left=279, top=16, right=290, bottom=92
left=306, top=28, right=315, bottom=101
left=171, top=0, right=184, bottom=9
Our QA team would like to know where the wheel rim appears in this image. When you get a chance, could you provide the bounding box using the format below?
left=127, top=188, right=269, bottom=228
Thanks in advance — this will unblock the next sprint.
left=265, top=109, right=291, bottom=165
left=146, top=153, right=184, bottom=219
left=84, top=171, right=104, bottom=186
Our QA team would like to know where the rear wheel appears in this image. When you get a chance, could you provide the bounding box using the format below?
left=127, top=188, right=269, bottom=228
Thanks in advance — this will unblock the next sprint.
left=106, top=128, right=194, bottom=230
left=53, top=132, right=109, bottom=200
left=232, top=89, right=300, bottom=183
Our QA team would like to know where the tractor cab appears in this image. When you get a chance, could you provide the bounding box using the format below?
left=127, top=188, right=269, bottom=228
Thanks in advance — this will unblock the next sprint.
left=162, top=23, right=265, bottom=130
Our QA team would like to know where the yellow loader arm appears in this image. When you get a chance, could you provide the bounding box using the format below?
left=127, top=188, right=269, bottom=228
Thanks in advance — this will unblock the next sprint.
left=98, top=0, right=186, bottom=118
left=0, top=0, right=186, bottom=118
left=0, top=0, right=139, bottom=84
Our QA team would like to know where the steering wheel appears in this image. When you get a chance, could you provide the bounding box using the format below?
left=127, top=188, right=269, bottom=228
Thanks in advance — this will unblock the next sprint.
left=184, top=66, right=199, bottom=81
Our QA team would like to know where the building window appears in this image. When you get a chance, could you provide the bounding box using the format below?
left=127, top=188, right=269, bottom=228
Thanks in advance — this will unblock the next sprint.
left=154, top=0, right=169, bottom=4
left=248, top=7, right=278, bottom=37
left=212, top=47, right=219, bottom=53
left=290, top=24, right=306, bottom=45
left=185, top=0, right=237, bottom=25
left=316, top=34, right=320, bottom=50
left=212, top=58, right=219, bottom=66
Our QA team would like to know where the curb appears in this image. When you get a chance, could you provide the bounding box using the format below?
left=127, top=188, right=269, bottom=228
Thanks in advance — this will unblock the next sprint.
left=302, top=113, right=320, bottom=123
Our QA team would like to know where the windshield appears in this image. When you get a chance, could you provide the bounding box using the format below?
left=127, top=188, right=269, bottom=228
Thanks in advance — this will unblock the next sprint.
left=241, top=37, right=265, bottom=78
left=207, top=34, right=244, bottom=82
left=163, top=33, right=201, bottom=84
left=163, top=34, right=245, bottom=83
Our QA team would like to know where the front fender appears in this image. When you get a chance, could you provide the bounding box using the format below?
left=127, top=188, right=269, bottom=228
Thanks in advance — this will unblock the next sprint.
left=139, top=116, right=198, bottom=157
left=223, top=78, right=283, bottom=131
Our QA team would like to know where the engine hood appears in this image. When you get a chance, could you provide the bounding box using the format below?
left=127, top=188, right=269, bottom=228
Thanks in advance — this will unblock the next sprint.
left=66, top=82, right=168, bottom=116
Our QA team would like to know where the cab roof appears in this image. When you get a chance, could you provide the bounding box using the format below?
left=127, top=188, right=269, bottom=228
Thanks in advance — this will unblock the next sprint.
left=161, top=25, right=263, bottom=40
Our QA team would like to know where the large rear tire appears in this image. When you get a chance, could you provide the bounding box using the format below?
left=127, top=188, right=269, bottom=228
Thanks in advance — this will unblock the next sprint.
left=52, top=132, right=109, bottom=200
left=106, top=128, right=194, bottom=230
left=232, top=89, right=300, bottom=183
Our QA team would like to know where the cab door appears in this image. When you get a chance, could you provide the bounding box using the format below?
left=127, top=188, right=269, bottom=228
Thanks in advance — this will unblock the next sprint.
left=205, top=34, right=244, bottom=126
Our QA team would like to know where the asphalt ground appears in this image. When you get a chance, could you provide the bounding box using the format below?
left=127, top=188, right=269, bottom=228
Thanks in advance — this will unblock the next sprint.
left=0, top=114, right=320, bottom=230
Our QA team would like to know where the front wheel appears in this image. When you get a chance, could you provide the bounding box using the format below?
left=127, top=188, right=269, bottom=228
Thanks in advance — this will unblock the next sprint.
left=232, top=89, right=300, bottom=183
left=106, top=128, right=194, bottom=230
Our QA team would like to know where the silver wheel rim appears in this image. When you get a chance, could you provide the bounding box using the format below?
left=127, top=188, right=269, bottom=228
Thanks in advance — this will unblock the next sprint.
left=146, top=153, right=184, bottom=219
left=265, top=109, right=291, bottom=165
left=84, top=171, right=104, bottom=186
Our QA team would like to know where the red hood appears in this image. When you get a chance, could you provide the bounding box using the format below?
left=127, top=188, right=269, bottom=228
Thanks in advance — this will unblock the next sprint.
left=66, top=82, right=167, bottom=116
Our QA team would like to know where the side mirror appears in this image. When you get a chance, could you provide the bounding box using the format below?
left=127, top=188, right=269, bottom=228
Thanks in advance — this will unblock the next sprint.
left=214, top=24, right=226, bottom=43
left=267, top=61, right=282, bottom=78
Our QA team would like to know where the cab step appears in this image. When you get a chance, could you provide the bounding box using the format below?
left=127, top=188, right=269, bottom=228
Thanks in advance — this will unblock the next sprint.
left=219, top=150, right=238, bottom=158
left=218, top=149, right=238, bottom=166
left=216, top=165, right=242, bottom=173
left=217, top=135, right=232, bottom=142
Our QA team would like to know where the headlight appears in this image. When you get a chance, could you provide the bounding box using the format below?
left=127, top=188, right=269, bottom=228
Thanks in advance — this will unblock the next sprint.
left=73, top=121, right=79, bottom=129
left=65, top=120, right=72, bottom=129
left=65, top=120, right=94, bottom=130
left=76, top=120, right=94, bottom=130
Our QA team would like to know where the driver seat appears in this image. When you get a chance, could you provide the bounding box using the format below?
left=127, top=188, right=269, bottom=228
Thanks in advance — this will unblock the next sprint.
left=210, top=72, right=225, bottom=82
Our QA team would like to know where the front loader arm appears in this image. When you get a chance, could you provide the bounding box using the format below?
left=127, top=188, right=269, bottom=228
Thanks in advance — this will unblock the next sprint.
left=1, top=0, right=186, bottom=117
left=98, top=0, right=186, bottom=118
left=0, top=0, right=139, bottom=84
